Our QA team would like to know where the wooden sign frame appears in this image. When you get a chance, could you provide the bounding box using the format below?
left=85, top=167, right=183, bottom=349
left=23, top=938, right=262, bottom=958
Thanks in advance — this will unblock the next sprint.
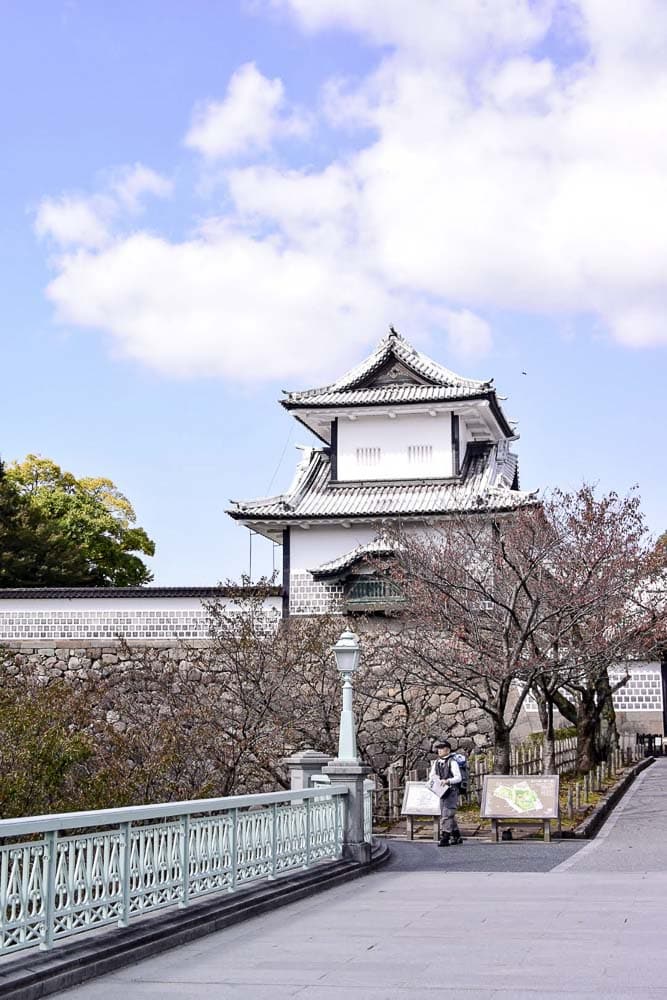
left=481, top=774, right=560, bottom=843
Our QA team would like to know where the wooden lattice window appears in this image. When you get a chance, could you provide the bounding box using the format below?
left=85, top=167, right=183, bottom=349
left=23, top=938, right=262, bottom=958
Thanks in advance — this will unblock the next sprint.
left=408, top=444, right=433, bottom=465
left=356, top=447, right=381, bottom=467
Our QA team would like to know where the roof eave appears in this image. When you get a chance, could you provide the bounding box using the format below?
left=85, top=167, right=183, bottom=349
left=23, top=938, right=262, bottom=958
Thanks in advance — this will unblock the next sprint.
left=487, top=392, right=514, bottom=438
left=227, top=499, right=538, bottom=525
left=282, top=390, right=514, bottom=434
left=281, top=391, right=489, bottom=411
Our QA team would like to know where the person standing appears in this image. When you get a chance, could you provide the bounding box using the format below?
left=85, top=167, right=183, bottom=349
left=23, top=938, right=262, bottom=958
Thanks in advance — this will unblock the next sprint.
left=431, top=738, right=463, bottom=846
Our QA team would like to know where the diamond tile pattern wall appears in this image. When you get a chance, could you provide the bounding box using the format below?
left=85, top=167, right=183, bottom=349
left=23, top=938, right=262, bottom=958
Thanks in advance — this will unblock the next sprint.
left=610, top=667, right=663, bottom=712
left=522, top=665, right=663, bottom=714
left=0, top=608, right=211, bottom=641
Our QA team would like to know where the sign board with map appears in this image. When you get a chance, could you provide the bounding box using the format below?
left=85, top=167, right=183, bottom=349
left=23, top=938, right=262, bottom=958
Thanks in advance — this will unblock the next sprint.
left=481, top=775, right=560, bottom=820
left=401, top=781, right=440, bottom=842
left=401, top=781, right=441, bottom=817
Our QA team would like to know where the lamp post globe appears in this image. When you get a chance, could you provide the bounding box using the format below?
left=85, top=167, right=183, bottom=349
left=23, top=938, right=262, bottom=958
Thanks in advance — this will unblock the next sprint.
left=332, top=630, right=360, bottom=675
left=332, top=629, right=361, bottom=762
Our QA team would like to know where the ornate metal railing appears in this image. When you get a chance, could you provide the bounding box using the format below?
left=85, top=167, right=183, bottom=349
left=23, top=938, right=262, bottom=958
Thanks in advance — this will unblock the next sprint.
left=346, top=578, right=404, bottom=606
left=363, top=781, right=374, bottom=844
left=0, top=786, right=347, bottom=955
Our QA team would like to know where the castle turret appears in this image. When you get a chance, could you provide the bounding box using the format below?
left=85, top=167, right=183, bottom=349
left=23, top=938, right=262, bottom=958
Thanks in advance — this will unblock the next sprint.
left=228, top=328, right=534, bottom=616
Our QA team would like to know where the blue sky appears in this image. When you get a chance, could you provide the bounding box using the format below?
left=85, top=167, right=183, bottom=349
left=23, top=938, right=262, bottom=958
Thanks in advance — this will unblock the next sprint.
left=2, top=1, right=667, bottom=584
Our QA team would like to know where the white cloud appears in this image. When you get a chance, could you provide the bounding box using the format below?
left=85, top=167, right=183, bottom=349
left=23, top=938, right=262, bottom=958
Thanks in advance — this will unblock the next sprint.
left=484, top=57, right=556, bottom=109
left=45, top=227, right=450, bottom=381
left=38, top=0, right=667, bottom=381
left=276, top=0, right=667, bottom=348
left=184, top=62, right=308, bottom=160
left=110, top=164, right=173, bottom=211
left=35, top=195, right=111, bottom=249
left=35, top=163, right=172, bottom=249
left=443, top=311, right=493, bottom=359
left=274, top=0, right=554, bottom=63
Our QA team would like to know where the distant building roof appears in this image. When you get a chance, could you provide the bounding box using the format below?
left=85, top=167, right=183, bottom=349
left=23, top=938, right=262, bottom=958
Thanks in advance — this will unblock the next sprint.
left=229, top=440, right=536, bottom=525
left=0, top=586, right=282, bottom=600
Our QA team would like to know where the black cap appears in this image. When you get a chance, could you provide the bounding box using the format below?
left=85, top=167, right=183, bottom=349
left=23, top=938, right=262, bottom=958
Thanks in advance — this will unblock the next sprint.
left=433, top=738, right=451, bottom=750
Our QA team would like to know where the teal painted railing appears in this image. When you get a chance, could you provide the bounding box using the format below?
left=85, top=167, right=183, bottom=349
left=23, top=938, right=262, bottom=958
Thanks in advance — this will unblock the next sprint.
left=346, top=579, right=404, bottom=605
left=364, top=782, right=374, bottom=844
left=0, top=786, right=347, bottom=955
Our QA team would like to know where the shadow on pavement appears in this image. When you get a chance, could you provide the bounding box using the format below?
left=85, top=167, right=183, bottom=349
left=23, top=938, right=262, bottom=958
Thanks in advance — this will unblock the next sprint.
left=381, top=837, right=585, bottom=873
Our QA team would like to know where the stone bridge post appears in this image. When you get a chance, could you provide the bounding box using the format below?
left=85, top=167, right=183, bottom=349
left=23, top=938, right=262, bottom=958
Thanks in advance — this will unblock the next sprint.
left=284, top=749, right=331, bottom=790
left=284, top=748, right=371, bottom=864
left=322, top=759, right=371, bottom=864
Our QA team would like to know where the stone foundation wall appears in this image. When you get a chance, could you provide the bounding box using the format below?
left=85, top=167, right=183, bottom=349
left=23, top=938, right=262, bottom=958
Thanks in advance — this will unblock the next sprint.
left=0, top=639, right=494, bottom=757
left=2, top=639, right=660, bottom=759
left=1, top=640, right=196, bottom=694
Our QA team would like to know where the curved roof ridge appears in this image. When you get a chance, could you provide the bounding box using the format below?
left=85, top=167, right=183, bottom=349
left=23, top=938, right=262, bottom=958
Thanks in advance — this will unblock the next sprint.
left=284, top=329, right=491, bottom=400
left=228, top=448, right=327, bottom=513
left=310, top=538, right=396, bottom=578
left=228, top=441, right=539, bottom=523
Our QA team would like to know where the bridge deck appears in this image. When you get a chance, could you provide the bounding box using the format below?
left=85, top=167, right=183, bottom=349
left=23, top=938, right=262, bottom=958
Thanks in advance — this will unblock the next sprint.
left=56, top=760, right=667, bottom=1000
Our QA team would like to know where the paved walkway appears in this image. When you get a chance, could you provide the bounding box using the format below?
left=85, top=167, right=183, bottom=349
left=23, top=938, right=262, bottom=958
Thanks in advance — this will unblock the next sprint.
left=57, top=761, right=667, bottom=1000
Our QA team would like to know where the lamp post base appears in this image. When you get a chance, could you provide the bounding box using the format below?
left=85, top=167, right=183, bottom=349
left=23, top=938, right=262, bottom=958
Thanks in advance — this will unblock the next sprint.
left=323, top=759, right=371, bottom=864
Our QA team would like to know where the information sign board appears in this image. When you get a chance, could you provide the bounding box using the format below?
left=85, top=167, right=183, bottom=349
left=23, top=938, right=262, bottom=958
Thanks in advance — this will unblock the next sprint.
left=401, top=781, right=441, bottom=817
left=481, top=775, right=560, bottom=820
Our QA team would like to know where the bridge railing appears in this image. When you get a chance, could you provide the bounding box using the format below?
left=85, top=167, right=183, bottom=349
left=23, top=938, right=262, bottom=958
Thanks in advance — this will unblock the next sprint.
left=0, top=786, right=347, bottom=956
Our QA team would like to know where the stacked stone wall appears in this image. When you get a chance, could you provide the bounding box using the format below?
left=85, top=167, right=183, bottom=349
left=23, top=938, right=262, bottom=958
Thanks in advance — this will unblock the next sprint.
left=1, top=641, right=198, bottom=715
left=0, top=639, right=495, bottom=756
left=1, top=638, right=661, bottom=750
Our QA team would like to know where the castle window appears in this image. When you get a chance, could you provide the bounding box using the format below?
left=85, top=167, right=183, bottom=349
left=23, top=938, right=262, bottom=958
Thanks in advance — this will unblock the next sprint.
left=345, top=576, right=404, bottom=612
left=356, top=447, right=381, bottom=467
left=408, top=444, right=433, bottom=466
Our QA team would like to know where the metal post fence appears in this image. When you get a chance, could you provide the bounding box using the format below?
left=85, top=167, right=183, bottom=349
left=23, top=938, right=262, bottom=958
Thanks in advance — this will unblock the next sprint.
left=0, top=786, right=347, bottom=957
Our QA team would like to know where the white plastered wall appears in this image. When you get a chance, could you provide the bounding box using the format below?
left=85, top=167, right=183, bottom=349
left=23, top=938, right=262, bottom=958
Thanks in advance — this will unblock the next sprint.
left=290, top=524, right=379, bottom=573
left=337, top=411, right=453, bottom=481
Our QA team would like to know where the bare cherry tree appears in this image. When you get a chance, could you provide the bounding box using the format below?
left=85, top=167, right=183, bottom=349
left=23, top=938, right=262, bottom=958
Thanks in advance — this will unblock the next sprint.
left=389, top=486, right=667, bottom=773
left=202, top=586, right=442, bottom=789
left=538, top=488, right=667, bottom=771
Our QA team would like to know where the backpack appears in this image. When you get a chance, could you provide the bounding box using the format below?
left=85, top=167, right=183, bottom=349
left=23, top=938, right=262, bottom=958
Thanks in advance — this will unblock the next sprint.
left=450, top=751, right=468, bottom=796
left=435, top=751, right=468, bottom=796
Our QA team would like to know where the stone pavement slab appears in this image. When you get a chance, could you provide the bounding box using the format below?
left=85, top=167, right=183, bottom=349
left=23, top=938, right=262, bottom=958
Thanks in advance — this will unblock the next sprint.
left=54, top=761, right=667, bottom=1000
left=554, top=757, right=667, bottom=872
left=54, top=868, right=667, bottom=999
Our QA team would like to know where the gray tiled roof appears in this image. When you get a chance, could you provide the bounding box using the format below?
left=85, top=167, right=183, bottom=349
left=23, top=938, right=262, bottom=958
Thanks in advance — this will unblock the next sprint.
left=282, top=329, right=491, bottom=409
left=310, top=541, right=396, bottom=578
left=284, top=383, right=486, bottom=407
left=0, top=586, right=282, bottom=600
left=228, top=442, right=536, bottom=523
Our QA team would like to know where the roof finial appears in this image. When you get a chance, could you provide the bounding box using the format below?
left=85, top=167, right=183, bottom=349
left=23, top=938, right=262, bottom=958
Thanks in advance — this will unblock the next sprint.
left=388, top=325, right=399, bottom=338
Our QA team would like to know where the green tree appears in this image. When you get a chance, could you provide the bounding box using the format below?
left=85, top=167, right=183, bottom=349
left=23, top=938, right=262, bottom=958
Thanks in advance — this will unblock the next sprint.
left=0, top=672, right=96, bottom=817
left=1, top=454, right=155, bottom=587
left=0, top=459, right=92, bottom=586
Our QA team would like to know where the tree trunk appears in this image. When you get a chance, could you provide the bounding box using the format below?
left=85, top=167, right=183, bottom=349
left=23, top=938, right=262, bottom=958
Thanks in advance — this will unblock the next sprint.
left=553, top=679, right=617, bottom=772
left=575, top=689, right=598, bottom=772
left=534, top=683, right=558, bottom=775
left=596, top=671, right=619, bottom=758
left=542, top=696, right=556, bottom=775
left=492, top=719, right=512, bottom=773
left=551, top=686, right=577, bottom=725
